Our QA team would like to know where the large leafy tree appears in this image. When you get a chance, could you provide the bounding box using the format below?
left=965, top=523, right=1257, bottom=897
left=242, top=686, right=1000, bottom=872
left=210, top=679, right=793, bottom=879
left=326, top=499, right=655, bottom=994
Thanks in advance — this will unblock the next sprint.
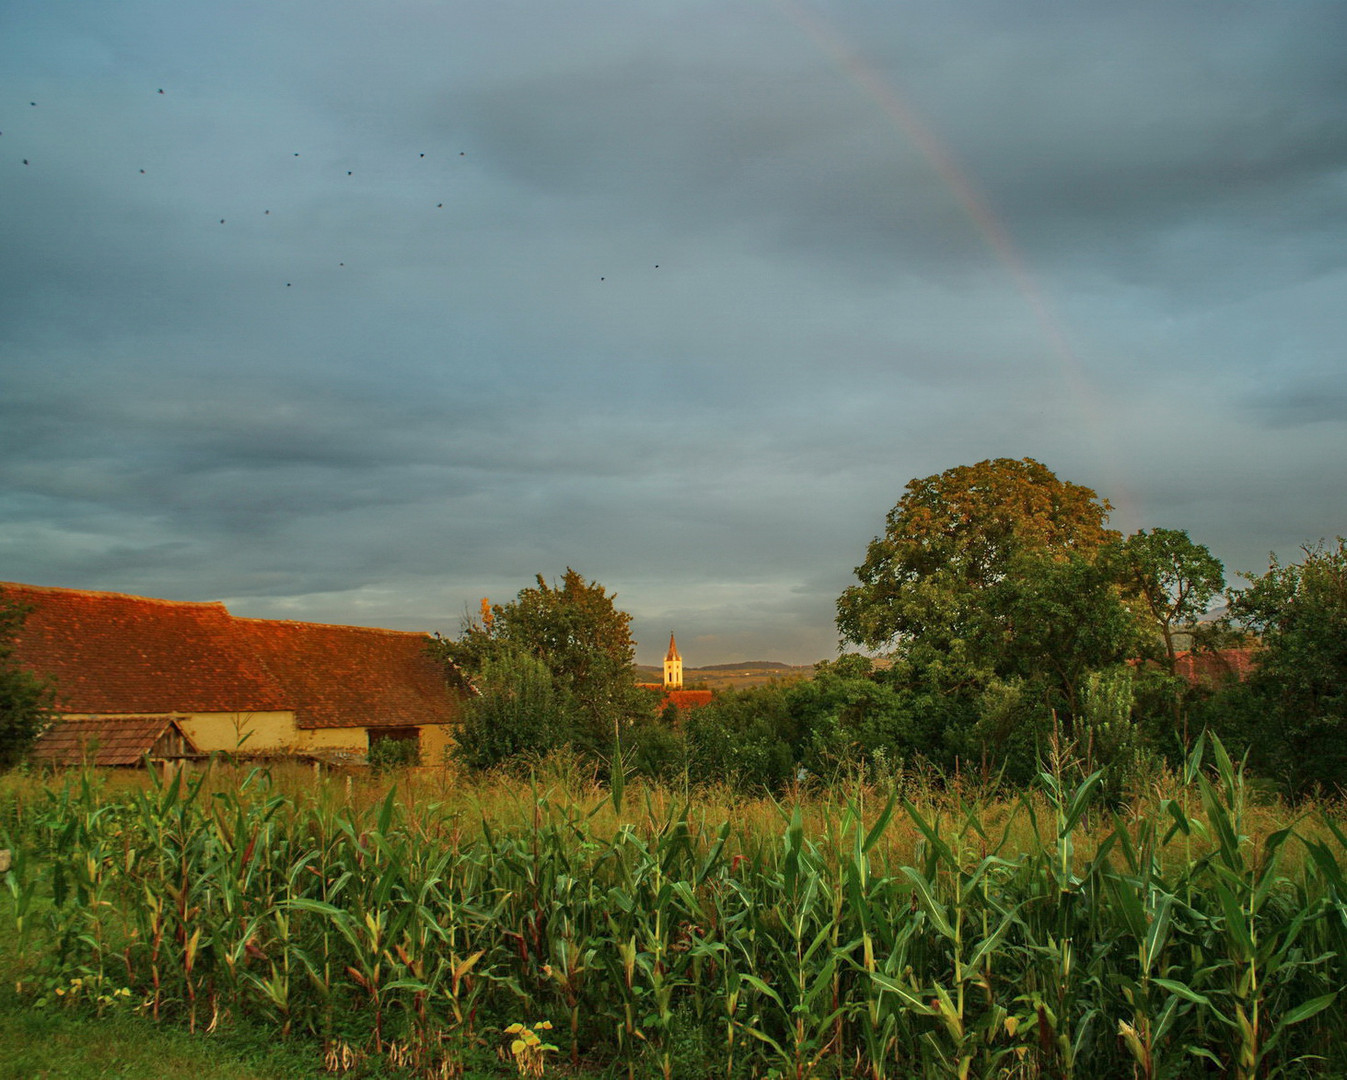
left=452, top=649, right=571, bottom=771
left=1, top=588, right=53, bottom=769
left=837, top=457, right=1119, bottom=658
left=836, top=458, right=1130, bottom=751
left=1228, top=539, right=1347, bottom=792
left=435, top=569, right=652, bottom=759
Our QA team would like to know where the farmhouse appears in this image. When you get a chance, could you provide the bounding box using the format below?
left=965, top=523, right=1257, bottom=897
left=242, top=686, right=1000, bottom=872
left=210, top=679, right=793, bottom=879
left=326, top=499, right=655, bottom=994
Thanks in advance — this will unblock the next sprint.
left=5, top=583, right=461, bottom=765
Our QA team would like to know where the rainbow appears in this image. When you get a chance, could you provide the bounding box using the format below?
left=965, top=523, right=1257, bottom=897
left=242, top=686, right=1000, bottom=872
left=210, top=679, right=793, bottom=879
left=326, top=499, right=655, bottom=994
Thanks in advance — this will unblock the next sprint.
left=773, top=0, right=1136, bottom=525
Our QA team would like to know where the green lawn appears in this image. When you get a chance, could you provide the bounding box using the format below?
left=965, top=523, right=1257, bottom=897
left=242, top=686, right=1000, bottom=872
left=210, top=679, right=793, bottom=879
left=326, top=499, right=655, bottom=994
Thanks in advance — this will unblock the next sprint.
left=0, top=1002, right=321, bottom=1080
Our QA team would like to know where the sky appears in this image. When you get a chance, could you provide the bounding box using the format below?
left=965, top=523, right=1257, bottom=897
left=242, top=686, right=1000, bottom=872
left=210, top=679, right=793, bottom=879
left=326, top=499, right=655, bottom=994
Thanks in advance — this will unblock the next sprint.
left=2, top=2, right=1344, bottom=666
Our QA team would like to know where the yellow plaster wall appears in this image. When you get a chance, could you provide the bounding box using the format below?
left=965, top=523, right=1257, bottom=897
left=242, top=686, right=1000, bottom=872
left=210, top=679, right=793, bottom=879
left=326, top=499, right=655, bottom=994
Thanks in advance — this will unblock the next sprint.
left=179, top=716, right=388, bottom=755
left=419, top=722, right=456, bottom=765
left=295, top=727, right=368, bottom=753
left=57, top=711, right=455, bottom=762
left=177, top=712, right=299, bottom=753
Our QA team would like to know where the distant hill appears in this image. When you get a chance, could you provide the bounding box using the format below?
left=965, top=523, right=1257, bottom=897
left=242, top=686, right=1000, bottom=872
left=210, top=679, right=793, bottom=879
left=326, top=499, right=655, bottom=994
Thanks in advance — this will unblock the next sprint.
left=694, top=661, right=791, bottom=672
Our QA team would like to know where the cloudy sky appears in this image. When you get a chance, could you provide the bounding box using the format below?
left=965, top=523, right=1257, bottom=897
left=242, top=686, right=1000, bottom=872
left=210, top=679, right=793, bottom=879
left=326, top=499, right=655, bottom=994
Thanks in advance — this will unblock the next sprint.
left=2, top=2, right=1344, bottom=665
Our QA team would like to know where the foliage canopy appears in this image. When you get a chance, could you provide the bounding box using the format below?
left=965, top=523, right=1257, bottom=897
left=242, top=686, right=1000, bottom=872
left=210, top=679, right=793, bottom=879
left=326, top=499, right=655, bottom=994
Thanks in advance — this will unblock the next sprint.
left=1227, top=538, right=1347, bottom=792
left=1116, top=526, right=1226, bottom=669
left=0, top=587, right=52, bottom=769
left=434, top=569, right=652, bottom=766
left=837, top=457, right=1119, bottom=656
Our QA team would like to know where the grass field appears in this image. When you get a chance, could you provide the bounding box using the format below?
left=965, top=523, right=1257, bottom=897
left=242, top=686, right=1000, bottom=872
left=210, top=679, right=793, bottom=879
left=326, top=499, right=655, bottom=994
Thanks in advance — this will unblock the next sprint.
left=3, top=739, right=1345, bottom=1078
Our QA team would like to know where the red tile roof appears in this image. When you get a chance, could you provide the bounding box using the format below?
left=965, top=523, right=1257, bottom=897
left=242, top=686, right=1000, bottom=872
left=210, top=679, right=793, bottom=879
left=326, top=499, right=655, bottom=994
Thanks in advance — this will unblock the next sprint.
left=230, top=617, right=458, bottom=729
left=4, top=583, right=458, bottom=730
left=660, top=689, right=713, bottom=710
left=31, top=715, right=197, bottom=767
left=4, top=584, right=285, bottom=714
left=1173, top=647, right=1258, bottom=686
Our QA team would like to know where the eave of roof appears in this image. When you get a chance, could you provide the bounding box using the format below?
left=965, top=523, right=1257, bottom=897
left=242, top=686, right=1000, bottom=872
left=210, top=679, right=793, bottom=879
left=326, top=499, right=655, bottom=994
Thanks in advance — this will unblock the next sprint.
left=31, top=715, right=197, bottom=767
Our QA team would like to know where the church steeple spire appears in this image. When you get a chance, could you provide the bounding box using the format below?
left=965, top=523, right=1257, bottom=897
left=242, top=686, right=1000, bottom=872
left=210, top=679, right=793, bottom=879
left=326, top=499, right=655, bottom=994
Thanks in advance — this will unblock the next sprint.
left=663, top=632, right=683, bottom=689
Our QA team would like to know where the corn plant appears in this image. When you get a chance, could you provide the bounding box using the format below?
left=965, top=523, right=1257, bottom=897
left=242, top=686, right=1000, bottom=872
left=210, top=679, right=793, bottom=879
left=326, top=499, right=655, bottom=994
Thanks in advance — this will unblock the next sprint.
left=4, top=734, right=1345, bottom=1079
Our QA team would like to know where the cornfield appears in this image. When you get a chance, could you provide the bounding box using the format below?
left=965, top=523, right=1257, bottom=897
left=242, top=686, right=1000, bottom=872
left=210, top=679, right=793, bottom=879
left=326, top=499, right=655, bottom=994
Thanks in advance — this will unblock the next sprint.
left=2, top=734, right=1345, bottom=1078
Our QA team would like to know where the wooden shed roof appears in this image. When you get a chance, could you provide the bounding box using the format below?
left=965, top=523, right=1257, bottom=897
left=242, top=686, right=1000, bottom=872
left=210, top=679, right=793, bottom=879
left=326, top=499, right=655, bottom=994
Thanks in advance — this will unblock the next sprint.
left=31, top=715, right=197, bottom=767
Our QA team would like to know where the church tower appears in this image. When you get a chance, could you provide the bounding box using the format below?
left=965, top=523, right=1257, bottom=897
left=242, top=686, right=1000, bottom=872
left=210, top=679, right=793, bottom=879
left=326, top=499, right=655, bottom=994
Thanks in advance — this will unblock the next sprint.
left=663, top=632, right=683, bottom=690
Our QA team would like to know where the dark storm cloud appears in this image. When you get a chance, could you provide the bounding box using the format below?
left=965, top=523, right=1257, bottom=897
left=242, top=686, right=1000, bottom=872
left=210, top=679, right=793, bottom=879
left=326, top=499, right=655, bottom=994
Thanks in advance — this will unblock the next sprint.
left=1, top=1, right=1343, bottom=662
left=1245, top=379, right=1347, bottom=429
left=457, top=3, right=1347, bottom=283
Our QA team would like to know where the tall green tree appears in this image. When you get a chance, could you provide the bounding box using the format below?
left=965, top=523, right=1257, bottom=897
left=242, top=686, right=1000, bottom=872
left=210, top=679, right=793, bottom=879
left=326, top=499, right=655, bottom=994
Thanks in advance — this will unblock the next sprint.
left=0, top=588, right=53, bottom=769
left=837, top=459, right=1133, bottom=762
left=837, top=457, right=1119, bottom=663
left=1228, top=539, right=1347, bottom=793
left=435, top=569, right=652, bottom=760
left=1115, top=527, right=1226, bottom=671
left=838, top=458, right=1120, bottom=668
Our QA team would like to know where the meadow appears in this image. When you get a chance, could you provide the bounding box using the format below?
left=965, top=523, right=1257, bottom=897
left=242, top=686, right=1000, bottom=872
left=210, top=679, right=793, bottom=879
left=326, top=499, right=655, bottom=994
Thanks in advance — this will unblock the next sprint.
left=2, top=737, right=1345, bottom=1079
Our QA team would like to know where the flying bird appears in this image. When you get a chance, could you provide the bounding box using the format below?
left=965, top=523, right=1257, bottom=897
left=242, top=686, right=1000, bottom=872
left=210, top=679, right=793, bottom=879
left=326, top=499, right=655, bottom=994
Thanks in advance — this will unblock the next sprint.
left=157, top=89, right=164, bottom=94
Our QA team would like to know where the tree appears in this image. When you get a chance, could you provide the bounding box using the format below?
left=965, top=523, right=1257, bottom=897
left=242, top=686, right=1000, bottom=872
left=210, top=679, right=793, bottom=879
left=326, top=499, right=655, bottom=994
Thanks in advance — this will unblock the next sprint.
left=837, top=459, right=1134, bottom=762
left=1227, top=539, right=1347, bottom=793
left=0, top=588, right=53, bottom=770
left=837, top=457, right=1119, bottom=664
left=683, top=683, right=796, bottom=792
left=1115, top=528, right=1226, bottom=671
left=434, top=569, right=652, bottom=760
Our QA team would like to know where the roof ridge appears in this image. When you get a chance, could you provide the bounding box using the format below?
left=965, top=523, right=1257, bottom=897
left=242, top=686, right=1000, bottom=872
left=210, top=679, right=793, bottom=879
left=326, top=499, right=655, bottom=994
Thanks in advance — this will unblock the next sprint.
left=227, top=615, right=432, bottom=636
left=0, top=582, right=229, bottom=611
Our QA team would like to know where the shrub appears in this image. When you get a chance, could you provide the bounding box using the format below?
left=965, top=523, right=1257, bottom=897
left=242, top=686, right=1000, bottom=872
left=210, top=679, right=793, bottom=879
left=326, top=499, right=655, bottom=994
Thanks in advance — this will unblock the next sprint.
left=453, top=649, right=571, bottom=771
left=367, top=735, right=421, bottom=773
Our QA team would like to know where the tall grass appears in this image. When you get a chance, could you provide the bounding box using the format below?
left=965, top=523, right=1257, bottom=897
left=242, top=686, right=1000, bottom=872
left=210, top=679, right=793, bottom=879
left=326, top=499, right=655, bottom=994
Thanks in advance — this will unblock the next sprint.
left=2, top=735, right=1344, bottom=1078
